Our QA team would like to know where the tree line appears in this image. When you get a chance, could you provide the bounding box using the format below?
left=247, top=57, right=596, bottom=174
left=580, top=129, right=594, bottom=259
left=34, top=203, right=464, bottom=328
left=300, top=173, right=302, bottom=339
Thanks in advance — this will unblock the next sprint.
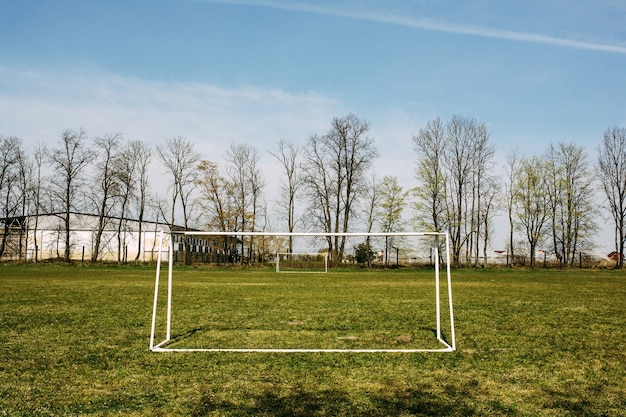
left=1, top=114, right=625, bottom=267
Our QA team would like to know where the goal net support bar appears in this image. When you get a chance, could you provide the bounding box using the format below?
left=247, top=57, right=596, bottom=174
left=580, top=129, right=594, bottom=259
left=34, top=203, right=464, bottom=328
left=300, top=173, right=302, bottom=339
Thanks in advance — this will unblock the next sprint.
left=149, top=231, right=456, bottom=353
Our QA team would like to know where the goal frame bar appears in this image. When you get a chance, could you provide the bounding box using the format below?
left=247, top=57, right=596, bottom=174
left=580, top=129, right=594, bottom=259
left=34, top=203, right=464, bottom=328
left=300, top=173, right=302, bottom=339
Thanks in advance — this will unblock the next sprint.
left=149, top=231, right=456, bottom=353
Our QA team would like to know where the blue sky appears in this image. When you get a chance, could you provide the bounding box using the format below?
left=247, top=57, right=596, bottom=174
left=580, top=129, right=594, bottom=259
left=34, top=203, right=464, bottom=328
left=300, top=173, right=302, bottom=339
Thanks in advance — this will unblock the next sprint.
left=1, top=0, right=625, bottom=248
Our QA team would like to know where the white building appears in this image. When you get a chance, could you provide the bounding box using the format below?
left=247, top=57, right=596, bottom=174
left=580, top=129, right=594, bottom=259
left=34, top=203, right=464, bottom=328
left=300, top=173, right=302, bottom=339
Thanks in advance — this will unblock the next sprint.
left=1, top=213, right=168, bottom=262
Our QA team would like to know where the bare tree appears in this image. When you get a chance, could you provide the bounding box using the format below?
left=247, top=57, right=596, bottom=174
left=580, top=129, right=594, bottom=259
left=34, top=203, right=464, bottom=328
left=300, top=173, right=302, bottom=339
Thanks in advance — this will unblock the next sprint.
left=243, top=145, right=265, bottom=261
left=196, top=160, right=239, bottom=260
left=30, top=143, right=46, bottom=262
left=302, top=133, right=333, bottom=251
left=196, top=160, right=237, bottom=232
left=413, top=116, right=496, bottom=266
left=225, top=142, right=265, bottom=262
left=468, top=122, right=496, bottom=266
left=0, top=136, right=26, bottom=258
left=378, top=175, right=408, bottom=266
left=503, top=148, right=521, bottom=264
left=146, top=193, right=169, bottom=261
left=90, top=133, right=122, bottom=262
left=129, top=140, right=152, bottom=262
left=545, top=143, right=596, bottom=266
left=598, top=126, right=626, bottom=267
left=514, top=156, right=551, bottom=267
left=442, top=116, right=494, bottom=265
left=115, top=140, right=140, bottom=263
left=157, top=136, right=200, bottom=265
left=269, top=139, right=303, bottom=253
left=480, top=177, right=501, bottom=267
left=444, top=116, right=473, bottom=264
left=47, top=128, right=95, bottom=262
left=412, top=118, right=447, bottom=234
left=225, top=143, right=250, bottom=237
left=156, top=136, right=200, bottom=229
left=302, top=113, right=378, bottom=261
left=14, top=141, right=32, bottom=260
left=362, top=173, right=381, bottom=267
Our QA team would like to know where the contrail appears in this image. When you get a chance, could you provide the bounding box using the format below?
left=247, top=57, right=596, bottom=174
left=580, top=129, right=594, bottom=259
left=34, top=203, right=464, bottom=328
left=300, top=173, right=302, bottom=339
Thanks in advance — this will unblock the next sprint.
left=195, top=0, right=626, bottom=55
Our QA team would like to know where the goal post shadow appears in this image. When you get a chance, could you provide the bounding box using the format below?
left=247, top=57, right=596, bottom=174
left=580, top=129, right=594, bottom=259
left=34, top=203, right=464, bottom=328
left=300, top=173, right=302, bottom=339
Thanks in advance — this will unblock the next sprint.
left=149, top=231, right=456, bottom=353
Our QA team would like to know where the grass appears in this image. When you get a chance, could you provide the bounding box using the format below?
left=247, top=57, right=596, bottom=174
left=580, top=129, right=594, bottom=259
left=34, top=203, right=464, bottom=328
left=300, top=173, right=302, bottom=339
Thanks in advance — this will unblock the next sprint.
left=0, top=264, right=625, bottom=416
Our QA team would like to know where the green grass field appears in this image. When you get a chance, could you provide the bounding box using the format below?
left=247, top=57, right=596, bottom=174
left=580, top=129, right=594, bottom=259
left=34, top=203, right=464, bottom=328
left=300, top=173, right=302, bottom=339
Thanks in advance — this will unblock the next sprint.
left=1, top=264, right=625, bottom=416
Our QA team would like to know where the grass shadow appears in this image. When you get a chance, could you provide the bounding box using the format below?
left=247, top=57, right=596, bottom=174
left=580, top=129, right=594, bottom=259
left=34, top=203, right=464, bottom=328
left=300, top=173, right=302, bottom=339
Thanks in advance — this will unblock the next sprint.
left=189, top=385, right=483, bottom=417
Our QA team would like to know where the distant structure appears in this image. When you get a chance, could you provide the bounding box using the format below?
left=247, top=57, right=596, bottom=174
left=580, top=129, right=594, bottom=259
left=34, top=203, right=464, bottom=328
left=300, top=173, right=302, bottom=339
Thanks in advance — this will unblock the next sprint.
left=0, top=213, right=167, bottom=262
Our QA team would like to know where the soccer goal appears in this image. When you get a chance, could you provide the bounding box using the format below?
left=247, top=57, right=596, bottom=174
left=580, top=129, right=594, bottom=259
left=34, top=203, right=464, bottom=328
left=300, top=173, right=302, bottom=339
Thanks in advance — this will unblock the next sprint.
left=276, top=252, right=329, bottom=273
left=149, top=231, right=455, bottom=353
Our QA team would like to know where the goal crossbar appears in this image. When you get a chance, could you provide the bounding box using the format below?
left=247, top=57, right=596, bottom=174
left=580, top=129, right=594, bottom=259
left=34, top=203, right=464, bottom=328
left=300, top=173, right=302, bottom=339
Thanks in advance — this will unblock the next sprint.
left=149, top=231, right=456, bottom=353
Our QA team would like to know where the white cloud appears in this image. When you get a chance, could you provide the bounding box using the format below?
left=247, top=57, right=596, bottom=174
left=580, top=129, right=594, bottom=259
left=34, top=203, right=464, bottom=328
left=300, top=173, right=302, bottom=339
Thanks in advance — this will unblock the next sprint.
left=0, top=67, right=343, bottom=156
left=0, top=65, right=431, bottom=218
left=0, top=68, right=431, bottom=186
left=0, top=66, right=355, bottom=213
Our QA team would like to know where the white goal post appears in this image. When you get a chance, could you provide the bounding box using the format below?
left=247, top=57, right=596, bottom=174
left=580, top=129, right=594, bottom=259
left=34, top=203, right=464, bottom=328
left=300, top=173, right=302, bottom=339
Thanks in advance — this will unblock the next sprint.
left=149, top=231, right=455, bottom=353
left=276, top=252, right=329, bottom=273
